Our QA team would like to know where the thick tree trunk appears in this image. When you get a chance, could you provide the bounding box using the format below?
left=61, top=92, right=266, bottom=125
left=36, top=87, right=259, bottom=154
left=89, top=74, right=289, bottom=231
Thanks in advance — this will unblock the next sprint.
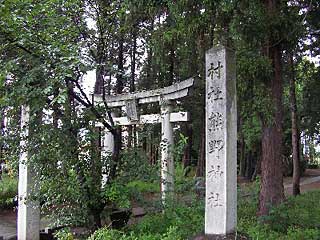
left=258, top=44, right=285, bottom=216
left=289, top=54, right=301, bottom=196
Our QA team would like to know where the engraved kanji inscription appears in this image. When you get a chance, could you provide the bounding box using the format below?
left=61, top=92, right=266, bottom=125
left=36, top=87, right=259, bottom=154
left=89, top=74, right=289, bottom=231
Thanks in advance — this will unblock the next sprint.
left=208, top=86, right=223, bottom=101
left=208, top=139, right=224, bottom=158
left=207, top=165, right=224, bottom=180
left=208, top=192, right=223, bottom=208
left=208, top=112, right=223, bottom=132
left=208, top=61, right=223, bottom=80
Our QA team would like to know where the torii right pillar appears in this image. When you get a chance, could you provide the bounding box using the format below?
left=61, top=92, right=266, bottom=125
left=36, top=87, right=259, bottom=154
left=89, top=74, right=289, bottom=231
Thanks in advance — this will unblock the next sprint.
left=205, top=46, right=237, bottom=237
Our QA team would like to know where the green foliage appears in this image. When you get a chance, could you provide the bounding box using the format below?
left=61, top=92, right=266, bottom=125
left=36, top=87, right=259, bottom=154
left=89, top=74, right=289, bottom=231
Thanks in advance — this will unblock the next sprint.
left=285, top=227, right=320, bottom=240
left=126, top=180, right=159, bottom=194
left=174, top=163, right=198, bottom=194
left=1, top=0, right=320, bottom=234
left=0, top=174, right=17, bottom=209
left=104, top=183, right=131, bottom=209
left=88, top=226, right=182, bottom=240
left=298, top=59, right=320, bottom=136
left=266, top=191, right=320, bottom=232
left=133, top=200, right=204, bottom=239
left=54, top=227, right=74, bottom=240
left=238, top=186, right=320, bottom=240
left=118, top=149, right=159, bottom=183
left=172, top=133, right=188, bottom=163
left=88, top=228, right=124, bottom=240
left=89, top=179, right=320, bottom=240
left=89, top=199, right=203, bottom=240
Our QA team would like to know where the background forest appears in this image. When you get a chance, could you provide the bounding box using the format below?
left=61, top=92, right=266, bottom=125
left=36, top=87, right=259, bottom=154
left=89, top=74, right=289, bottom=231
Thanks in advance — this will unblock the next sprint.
left=0, top=0, right=320, bottom=239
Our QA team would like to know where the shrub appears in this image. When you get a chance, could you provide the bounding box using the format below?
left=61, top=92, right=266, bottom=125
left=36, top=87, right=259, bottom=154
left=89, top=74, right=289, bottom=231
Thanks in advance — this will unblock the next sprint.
left=126, top=180, right=159, bottom=194
left=267, top=190, right=320, bottom=232
left=88, top=226, right=183, bottom=240
left=90, top=182, right=320, bottom=239
left=285, top=227, right=320, bottom=240
left=0, top=174, right=18, bottom=209
left=89, top=199, right=203, bottom=240
left=54, top=227, right=74, bottom=240
left=238, top=183, right=320, bottom=239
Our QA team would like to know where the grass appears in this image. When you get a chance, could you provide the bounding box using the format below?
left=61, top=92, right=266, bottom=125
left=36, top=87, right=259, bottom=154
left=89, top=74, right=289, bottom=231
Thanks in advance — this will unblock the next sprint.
left=87, top=179, right=320, bottom=240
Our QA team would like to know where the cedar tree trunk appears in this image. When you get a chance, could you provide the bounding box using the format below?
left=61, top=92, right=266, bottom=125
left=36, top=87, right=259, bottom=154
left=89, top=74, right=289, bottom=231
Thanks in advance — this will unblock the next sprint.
left=258, top=43, right=285, bottom=216
left=289, top=54, right=301, bottom=196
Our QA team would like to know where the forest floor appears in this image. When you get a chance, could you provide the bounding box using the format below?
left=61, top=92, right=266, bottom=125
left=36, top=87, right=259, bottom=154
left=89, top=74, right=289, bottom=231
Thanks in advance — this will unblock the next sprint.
left=1, top=168, right=320, bottom=240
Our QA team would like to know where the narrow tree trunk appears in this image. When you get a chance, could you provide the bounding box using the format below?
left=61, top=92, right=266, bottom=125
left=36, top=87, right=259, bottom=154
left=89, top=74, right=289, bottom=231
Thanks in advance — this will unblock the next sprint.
left=251, top=145, right=261, bottom=181
left=245, top=151, right=253, bottom=179
left=258, top=43, right=285, bottom=216
left=89, top=127, right=103, bottom=229
left=128, top=27, right=137, bottom=148
left=169, top=45, right=175, bottom=86
left=289, top=54, right=301, bottom=196
left=116, top=34, right=124, bottom=94
left=196, top=117, right=205, bottom=177
left=0, top=107, right=5, bottom=179
left=238, top=116, right=246, bottom=177
left=182, top=123, right=193, bottom=169
left=239, top=139, right=246, bottom=177
left=109, top=128, right=122, bottom=181
left=195, top=27, right=206, bottom=178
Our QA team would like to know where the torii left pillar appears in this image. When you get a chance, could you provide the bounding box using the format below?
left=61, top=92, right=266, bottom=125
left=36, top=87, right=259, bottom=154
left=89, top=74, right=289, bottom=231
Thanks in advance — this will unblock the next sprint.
left=160, top=100, right=174, bottom=203
left=18, top=105, right=40, bottom=240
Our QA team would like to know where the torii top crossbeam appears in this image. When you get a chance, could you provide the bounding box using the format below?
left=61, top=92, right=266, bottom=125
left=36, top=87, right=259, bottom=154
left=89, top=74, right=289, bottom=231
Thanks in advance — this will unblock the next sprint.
left=94, top=78, right=194, bottom=107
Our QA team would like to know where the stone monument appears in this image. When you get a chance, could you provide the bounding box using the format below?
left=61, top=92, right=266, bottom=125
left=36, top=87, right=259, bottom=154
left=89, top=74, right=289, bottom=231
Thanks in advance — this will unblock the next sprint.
left=205, top=46, right=237, bottom=237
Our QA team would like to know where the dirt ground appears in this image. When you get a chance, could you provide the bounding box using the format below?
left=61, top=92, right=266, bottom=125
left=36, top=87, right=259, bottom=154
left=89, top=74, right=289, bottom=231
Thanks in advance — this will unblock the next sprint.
left=284, top=168, right=320, bottom=195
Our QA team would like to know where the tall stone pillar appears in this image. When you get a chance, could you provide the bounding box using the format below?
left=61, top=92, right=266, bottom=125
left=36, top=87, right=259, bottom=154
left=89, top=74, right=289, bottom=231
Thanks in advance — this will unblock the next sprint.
left=18, top=105, right=40, bottom=240
left=205, top=46, right=237, bottom=236
left=160, top=100, right=174, bottom=203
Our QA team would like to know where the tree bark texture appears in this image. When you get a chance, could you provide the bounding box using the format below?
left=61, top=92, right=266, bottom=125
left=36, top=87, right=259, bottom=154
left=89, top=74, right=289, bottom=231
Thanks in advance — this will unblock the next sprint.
left=289, top=54, right=301, bottom=196
left=258, top=43, right=285, bottom=216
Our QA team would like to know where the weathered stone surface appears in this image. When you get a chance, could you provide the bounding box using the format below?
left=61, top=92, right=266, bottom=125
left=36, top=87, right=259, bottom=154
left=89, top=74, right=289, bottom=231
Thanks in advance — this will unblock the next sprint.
left=18, top=105, right=40, bottom=240
left=205, top=46, right=237, bottom=235
left=94, top=78, right=194, bottom=107
left=160, top=100, right=174, bottom=203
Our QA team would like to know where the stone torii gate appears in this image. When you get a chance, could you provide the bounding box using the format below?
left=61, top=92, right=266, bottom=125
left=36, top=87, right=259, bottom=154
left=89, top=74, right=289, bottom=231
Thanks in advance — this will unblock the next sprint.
left=94, top=78, right=194, bottom=202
